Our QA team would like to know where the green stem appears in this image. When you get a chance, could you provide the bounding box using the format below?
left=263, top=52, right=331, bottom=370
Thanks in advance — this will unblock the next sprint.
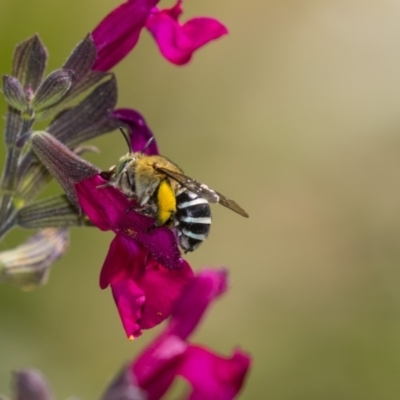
left=0, top=214, right=16, bottom=242
left=0, top=119, right=34, bottom=228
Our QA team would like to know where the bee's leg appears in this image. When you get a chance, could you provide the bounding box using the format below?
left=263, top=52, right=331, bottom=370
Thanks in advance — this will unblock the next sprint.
left=97, top=182, right=114, bottom=189
left=125, top=203, right=156, bottom=219
left=145, top=224, right=158, bottom=233
left=145, top=213, right=175, bottom=232
left=125, top=204, right=145, bottom=213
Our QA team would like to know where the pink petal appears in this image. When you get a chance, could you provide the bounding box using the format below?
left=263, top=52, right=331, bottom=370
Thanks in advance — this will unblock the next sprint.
left=112, top=108, right=159, bottom=155
left=92, top=0, right=159, bottom=71
left=178, top=346, right=251, bottom=400
left=146, top=1, right=228, bottom=65
left=129, top=269, right=251, bottom=398
left=101, top=235, right=193, bottom=338
left=167, top=269, right=228, bottom=339
left=100, top=234, right=146, bottom=289
left=133, top=255, right=194, bottom=331
left=132, top=335, right=187, bottom=400
left=112, top=278, right=144, bottom=339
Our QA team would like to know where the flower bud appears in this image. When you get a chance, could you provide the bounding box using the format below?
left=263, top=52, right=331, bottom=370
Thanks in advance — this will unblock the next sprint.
left=100, top=366, right=146, bottom=400
left=2, top=75, right=27, bottom=111
left=32, top=69, right=74, bottom=113
left=12, top=35, right=47, bottom=91
left=12, top=370, right=53, bottom=400
left=0, top=229, right=69, bottom=290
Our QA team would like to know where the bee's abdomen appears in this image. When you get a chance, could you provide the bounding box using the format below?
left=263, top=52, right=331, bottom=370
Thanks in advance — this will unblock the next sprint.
left=175, top=190, right=211, bottom=252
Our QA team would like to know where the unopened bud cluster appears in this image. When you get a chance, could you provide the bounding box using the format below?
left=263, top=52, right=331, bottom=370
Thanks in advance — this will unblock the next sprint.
left=0, top=34, right=119, bottom=289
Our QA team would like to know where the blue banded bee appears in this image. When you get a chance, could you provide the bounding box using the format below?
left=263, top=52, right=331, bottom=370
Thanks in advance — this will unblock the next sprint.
left=103, top=138, right=249, bottom=252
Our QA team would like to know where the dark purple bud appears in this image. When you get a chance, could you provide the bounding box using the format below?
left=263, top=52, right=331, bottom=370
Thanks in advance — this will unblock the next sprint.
left=60, top=35, right=107, bottom=104
left=12, top=35, right=47, bottom=91
left=62, top=35, right=97, bottom=81
left=100, top=365, right=146, bottom=400
left=12, top=370, right=53, bottom=400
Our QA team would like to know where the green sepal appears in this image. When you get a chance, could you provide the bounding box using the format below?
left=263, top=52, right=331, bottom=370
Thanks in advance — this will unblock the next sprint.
left=17, top=158, right=51, bottom=200
left=16, top=195, right=90, bottom=228
left=30, top=131, right=99, bottom=208
left=0, top=228, right=68, bottom=290
left=17, top=144, right=100, bottom=203
left=31, top=69, right=74, bottom=113
left=61, top=35, right=104, bottom=101
left=38, top=36, right=108, bottom=121
left=3, top=35, right=47, bottom=145
left=2, top=75, right=27, bottom=112
left=48, top=74, right=119, bottom=148
left=12, top=34, right=47, bottom=92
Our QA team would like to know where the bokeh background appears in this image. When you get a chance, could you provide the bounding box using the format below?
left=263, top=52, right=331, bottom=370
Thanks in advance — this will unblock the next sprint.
left=1, top=0, right=400, bottom=398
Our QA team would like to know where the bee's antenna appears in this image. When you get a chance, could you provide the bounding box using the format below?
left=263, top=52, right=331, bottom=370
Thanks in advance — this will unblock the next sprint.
left=119, top=127, right=132, bottom=153
left=141, top=136, right=154, bottom=153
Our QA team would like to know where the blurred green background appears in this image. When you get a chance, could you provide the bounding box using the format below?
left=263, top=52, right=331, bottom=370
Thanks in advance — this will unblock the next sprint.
left=2, top=0, right=400, bottom=399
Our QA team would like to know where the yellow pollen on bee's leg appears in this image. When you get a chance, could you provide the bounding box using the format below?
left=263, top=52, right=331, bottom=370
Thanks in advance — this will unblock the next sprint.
left=157, top=180, right=176, bottom=225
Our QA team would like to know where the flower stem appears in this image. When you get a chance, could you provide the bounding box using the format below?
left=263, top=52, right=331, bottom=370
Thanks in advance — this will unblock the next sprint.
left=0, top=214, right=16, bottom=241
left=0, top=119, right=34, bottom=232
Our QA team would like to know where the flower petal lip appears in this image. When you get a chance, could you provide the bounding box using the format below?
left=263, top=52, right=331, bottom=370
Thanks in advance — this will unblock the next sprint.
left=146, top=0, right=228, bottom=65
left=113, top=108, right=159, bottom=155
left=168, top=268, right=228, bottom=339
left=177, top=346, right=251, bottom=400
left=91, top=0, right=159, bottom=71
left=103, top=235, right=193, bottom=338
left=129, top=269, right=251, bottom=399
left=91, top=0, right=227, bottom=69
left=133, top=269, right=229, bottom=372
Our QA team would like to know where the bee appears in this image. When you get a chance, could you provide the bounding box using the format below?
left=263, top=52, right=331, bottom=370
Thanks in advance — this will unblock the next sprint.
left=102, top=134, right=249, bottom=252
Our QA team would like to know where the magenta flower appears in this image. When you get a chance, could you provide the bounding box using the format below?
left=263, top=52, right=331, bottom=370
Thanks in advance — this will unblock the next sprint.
left=146, top=0, right=228, bottom=65
left=91, top=0, right=228, bottom=70
left=102, top=269, right=251, bottom=400
left=76, top=172, right=193, bottom=338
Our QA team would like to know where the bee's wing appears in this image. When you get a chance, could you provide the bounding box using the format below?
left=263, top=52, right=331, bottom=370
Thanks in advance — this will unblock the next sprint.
left=214, top=191, right=249, bottom=218
left=155, top=166, right=249, bottom=218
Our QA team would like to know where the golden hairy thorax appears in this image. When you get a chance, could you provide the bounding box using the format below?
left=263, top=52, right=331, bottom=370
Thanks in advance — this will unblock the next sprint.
left=112, top=153, right=184, bottom=226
